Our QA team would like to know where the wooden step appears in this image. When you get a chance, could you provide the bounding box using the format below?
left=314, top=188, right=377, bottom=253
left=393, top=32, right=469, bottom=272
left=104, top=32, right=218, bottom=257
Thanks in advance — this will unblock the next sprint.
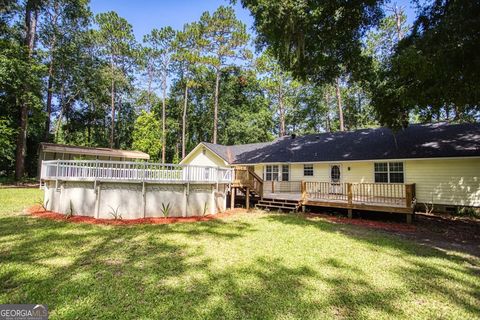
left=257, top=201, right=298, bottom=208
left=255, top=203, right=298, bottom=212
left=261, top=198, right=299, bottom=205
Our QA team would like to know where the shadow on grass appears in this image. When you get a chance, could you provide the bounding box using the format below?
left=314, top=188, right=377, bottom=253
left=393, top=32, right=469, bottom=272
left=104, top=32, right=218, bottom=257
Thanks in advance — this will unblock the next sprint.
left=0, top=212, right=479, bottom=319
left=263, top=213, right=480, bottom=317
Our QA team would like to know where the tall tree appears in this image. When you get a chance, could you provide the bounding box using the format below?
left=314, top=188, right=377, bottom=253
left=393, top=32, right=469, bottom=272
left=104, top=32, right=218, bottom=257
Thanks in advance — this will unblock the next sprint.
left=93, top=11, right=136, bottom=148
left=238, top=0, right=384, bottom=84
left=15, top=0, right=42, bottom=180
left=256, top=51, right=300, bottom=137
left=199, top=5, right=250, bottom=143
left=40, top=0, right=91, bottom=141
left=371, top=0, right=480, bottom=128
left=143, top=26, right=176, bottom=163
left=173, top=23, right=203, bottom=158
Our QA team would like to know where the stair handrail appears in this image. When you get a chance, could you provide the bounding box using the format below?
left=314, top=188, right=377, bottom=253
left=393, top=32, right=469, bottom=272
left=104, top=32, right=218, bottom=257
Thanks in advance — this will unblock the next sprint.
left=248, top=169, right=263, bottom=198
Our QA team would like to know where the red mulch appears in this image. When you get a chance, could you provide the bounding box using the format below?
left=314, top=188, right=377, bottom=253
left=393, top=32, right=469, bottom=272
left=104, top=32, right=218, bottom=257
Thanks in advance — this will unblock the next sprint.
left=26, top=205, right=244, bottom=226
left=26, top=204, right=415, bottom=232
left=302, top=212, right=417, bottom=232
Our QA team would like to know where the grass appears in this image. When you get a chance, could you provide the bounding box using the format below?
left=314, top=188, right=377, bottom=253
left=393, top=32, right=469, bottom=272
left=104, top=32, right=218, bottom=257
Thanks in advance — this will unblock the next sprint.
left=0, top=188, right=479, bottom=319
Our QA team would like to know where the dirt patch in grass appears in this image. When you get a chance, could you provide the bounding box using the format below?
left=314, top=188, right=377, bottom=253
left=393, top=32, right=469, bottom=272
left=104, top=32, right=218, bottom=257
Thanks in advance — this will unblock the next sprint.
left=27, top=205, right=246, bottom=225
left=303, top=212, right=417, bottom=232
left=401, top=213, right=480, bottom=257
left=303, top=210, right=480, bottom=258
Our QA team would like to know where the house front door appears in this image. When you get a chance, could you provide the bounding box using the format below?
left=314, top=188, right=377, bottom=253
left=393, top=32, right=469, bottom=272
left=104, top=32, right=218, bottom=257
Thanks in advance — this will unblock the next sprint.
left=329, top=164, right=343, bottom=194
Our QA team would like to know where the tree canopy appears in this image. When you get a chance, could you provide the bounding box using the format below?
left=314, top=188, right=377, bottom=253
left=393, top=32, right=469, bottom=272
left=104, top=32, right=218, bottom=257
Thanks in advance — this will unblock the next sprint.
left=0, top=0, right=478, bottom=179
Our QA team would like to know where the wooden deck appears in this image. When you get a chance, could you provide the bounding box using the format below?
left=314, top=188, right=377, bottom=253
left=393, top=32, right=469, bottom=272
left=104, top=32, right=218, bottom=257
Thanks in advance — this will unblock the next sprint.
left=231, top=167, right=416, bottom=222
left=263, top=191, right=412, bottom=214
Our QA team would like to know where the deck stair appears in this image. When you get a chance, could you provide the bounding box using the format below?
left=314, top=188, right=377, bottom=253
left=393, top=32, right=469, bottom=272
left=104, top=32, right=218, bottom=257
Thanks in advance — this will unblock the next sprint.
left=255, top=198, right=301, bottom=212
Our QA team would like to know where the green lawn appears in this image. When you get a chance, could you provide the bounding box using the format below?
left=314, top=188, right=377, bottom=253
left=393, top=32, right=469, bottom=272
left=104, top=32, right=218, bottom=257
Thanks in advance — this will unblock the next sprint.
left=0, top=188, right=479, bottom=319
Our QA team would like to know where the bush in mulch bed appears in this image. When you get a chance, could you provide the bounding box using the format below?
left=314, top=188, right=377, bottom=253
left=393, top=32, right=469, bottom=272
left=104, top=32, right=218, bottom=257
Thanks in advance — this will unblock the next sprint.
left=26, top=205, right=241, bottom=225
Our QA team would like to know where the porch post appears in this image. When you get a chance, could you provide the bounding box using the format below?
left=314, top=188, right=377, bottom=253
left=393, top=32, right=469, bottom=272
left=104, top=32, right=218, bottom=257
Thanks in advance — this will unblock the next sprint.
left=405, top=183, right=416, bottom=224
left=246, top=187, right=250, bottom=210
left=301, top=181, right=307, bottom=212
left=347, top=183, right=353, bottom=219
left=230, top=187, right=235, bottom=209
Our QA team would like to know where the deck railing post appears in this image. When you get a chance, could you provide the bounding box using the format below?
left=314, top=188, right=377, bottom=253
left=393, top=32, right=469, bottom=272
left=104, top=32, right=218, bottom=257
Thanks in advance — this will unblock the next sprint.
left=347, top=183, right=352, bottom=205
left=301, top=181, right=307, bottom=206
left=272, top=180, right=275, bottom=193
left=405, top=184, right=415, bottom=209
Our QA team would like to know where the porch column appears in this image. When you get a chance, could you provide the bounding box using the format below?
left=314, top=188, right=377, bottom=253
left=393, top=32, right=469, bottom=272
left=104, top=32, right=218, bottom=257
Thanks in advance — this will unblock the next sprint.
left=230, top=187, right=235, bottom=209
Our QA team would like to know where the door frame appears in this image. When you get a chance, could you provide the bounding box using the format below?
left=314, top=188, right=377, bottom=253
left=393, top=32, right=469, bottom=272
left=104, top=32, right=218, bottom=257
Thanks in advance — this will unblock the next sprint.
left=329, top=163, right=343, bottom=194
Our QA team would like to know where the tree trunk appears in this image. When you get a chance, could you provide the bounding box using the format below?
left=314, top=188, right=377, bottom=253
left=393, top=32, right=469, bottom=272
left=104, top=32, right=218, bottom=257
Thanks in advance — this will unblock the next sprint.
left=15, top=0, right=38, bottom=180
left=393, top=5, right=404, bottom=41
left=87, top=104, right=91, bottom=145
left=335, top=78, right=345, bottom=132
left=45, top=62, right=54, bottom=141
left=147, top=63, right=153, bottom=111
left=324, top=91, right=331, bottom=132
left=116, top=95, right=122, bottom=148
left=54, top=85, right=65, bottom=140
left=110, top=77, right=115, bottom=148
left=213, top=69, right=220, bottom=144
left=44, top=4, right=59, bottom=142
left=182, top=84, right=188, bottom=159
left=161, top=77, right=167, bottom=163
left=278, top=82, right=286, bottom=137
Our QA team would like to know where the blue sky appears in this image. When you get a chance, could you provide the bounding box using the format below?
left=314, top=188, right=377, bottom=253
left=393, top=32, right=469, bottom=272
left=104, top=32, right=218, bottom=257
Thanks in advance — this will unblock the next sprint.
left=90, top=0, right=254, bottom=40
left=90, top=0, right=418, bottom=42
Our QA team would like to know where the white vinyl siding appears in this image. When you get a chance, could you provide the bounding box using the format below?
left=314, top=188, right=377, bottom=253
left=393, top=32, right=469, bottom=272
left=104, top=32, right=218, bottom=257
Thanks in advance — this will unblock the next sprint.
left=254, top=158, right=480, bottom=207
left=405, top=158, right=480, bottom=206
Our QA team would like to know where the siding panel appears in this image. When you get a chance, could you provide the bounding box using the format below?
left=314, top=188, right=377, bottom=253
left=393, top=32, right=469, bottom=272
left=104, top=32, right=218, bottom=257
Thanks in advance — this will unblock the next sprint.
left=405, top=159, right=480, bottom=206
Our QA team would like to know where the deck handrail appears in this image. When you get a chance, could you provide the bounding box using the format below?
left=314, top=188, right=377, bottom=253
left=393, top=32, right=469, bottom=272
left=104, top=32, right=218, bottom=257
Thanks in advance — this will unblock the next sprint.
left=40, top=160, right=233, bottom=183
left=233, top=166, right=264, bottom=197
left=303, top=181, right=416, bottom=209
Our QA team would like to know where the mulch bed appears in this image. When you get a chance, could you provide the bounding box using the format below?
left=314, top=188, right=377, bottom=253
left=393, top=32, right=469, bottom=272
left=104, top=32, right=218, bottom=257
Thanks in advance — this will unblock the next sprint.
left=25, top=205, right=480, bottom=256
left=26, top=205, right=244, bottom=225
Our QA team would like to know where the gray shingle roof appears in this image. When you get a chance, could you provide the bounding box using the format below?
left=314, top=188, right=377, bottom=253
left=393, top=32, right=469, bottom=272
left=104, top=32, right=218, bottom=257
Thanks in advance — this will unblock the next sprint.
left=202, top=122, right=480, bottom=164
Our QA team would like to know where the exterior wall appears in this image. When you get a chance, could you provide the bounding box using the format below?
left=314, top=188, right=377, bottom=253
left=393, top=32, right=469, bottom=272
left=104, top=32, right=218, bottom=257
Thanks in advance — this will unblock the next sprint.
left=182, top=146, right=227, bottom=167
left=254, top=165, right=263, bottom=177
left=254, top=158, right=480, bottom=207
left=405, top=158, right=480, bottom=207
left=44, top=180, right=227, bottom=219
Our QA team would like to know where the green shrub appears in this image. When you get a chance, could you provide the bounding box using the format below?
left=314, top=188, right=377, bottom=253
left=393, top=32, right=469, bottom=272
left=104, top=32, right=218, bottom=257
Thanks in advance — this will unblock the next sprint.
left=455, top=206, right=480, bottom=219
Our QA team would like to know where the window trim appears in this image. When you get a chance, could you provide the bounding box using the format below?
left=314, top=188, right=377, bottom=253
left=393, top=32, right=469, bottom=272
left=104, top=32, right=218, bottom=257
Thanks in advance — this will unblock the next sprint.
left=264, top=165, right=280, bottom=181
left=373, top=161, right=405, bottom=184
left=303, top=164, right=314, bottom=177
left=281, top=164, right=290, bottom=181
left=329, top=164, right=342, bottom=183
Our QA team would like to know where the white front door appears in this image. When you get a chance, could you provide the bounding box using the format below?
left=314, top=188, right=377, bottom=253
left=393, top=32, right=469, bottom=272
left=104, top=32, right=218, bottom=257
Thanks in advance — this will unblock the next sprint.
left=329, top=164, right=342, bottom=194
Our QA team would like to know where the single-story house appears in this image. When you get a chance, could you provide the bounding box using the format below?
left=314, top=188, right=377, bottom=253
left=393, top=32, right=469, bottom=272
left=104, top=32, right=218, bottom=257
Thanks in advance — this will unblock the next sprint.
left=181, top=122, right=480, bottom=217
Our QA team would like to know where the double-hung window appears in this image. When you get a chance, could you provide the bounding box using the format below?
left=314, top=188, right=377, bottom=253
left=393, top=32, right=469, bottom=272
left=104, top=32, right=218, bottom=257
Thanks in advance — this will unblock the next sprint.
left=374, top=162, right=404, bottom=183
left=304, top=164, right=314, bottom=176
left=282, top=165, right=289, bottom=181
left=265, top=165, right=279, bottom=181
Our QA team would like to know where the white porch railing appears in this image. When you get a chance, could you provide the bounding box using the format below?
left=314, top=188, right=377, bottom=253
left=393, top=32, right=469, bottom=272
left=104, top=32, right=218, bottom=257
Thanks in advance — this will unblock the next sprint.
left=40, top=160, right=233, bottom=183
